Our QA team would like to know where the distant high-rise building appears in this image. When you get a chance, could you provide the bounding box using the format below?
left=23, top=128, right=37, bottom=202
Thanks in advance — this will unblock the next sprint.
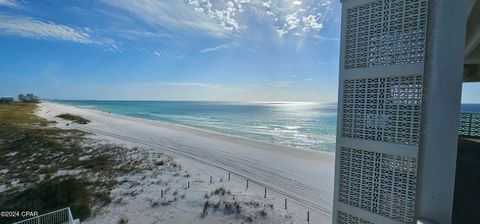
left=26, top=93, right=34, bottom=101
left=0, top=97, right=14, bottom=103
left=18, top=93, right=39, bottom=102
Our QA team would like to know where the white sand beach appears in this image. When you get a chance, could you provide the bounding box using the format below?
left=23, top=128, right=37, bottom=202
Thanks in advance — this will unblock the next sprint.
left=37, top=102, right=335, bottom=223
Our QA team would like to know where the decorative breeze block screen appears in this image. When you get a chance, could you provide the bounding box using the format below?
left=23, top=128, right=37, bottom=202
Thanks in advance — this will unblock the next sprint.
left=345, top=0, right=428, bottom=69
left=339, top=147, right=417, bottom=224
left=458, top=113, right=480, bottom=137
left=342, top=75, right=423, bottom=146
left=337, top=211, right=373, bottom=224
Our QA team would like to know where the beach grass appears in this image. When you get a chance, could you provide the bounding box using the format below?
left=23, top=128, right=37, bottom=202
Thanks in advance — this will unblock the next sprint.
left=0, top=103, right=125, bottom=223
left=56, top=113, right=91, bottom=124
left=1, top=177, right=92, bottom=220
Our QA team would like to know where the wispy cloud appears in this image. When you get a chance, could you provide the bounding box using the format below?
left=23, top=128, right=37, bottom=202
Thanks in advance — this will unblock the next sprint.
left=0, top=0, right=19, bottom=8
left=116, top=29, right=171, bottom=41
left=259, top=0, right=334, bottom=38
left=270, top=81, right=292, bottom=87
left=199, top=44, right=230, bottom=53
left=150, top=49, right=172, bottom=57
left=159, top=82, right=225, bottom=88
left=0, top=14, right=100, bottom=45
left=185, top=0, right=335, bottom=39
left=312, top=35, right=340, bottom=41
left=101, top=0, right=228, bottom=37
left=100, top=0, right=336, bottom=42
left=176, top=54, right=186, bottom=59
left=0, top=0, right=337, bottom=53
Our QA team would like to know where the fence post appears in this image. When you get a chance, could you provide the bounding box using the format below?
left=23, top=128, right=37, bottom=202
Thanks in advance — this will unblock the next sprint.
left=228, top=173, right=231, bottom=181
left=161, top=189, right=164, bottom=198
left=285, top=198, right=287, bottom=209
left=264, top=187, right=267, bottom=198
left=246, top=179, right=249, bottom=189
left=187, top=181, right=190, bottom=188
left=210, top=176, right=212, bottom=184
left=307, top=210, right=310, bottom=223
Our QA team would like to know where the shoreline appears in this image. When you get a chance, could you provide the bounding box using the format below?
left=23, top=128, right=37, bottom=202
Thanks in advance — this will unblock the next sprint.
left=37, top=101, right=335, bottom=223
left=45, top=100, right=336, bottom=158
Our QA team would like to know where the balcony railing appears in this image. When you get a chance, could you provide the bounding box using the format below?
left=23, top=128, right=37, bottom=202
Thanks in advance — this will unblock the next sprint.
left=12, top=207, right=75, bottom=224
left=459, top=112, right=480, bottom=137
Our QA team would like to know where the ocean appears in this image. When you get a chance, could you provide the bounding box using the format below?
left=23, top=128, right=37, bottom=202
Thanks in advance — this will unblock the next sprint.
left=54, top=100, right=480, bottom=152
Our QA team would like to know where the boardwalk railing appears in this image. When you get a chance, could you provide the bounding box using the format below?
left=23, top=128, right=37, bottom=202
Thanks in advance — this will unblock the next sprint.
left=459, top=112, right=480, bottom=137
left=13, top=207, right=75, bottom=224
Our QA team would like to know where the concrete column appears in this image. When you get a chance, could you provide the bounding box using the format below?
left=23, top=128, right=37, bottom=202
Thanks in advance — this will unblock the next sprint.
left=416, top=0, right=468, bottom=223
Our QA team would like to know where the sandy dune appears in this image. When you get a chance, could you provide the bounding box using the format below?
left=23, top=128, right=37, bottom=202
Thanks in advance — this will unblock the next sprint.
left=37, top=102, right=335, bottom=223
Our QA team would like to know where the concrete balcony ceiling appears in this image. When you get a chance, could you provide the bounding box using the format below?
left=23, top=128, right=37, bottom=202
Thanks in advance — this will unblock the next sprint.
left=464, top=0, right=480, bottom=82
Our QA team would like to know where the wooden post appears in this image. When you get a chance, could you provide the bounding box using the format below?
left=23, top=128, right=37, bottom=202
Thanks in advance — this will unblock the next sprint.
left=307, top=210, right=310, bottom=223
left=210, top=176, right=212, bottom=184
left=246, top=179, right=249, bottom=189
left=187, top=181, right=190, bottom=188
left=228, top=173, right=231, bottom=181
left=161, top=189, right=163, bottom=198
left=264, top=187, right=267, bottom=198
left=285, top=198, right=287, bottom=209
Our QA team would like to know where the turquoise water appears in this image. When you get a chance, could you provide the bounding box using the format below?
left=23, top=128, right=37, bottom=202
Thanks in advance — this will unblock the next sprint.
left=54, top=100, right=338, bottom=152
left=53, top=100, right=480, bottom=152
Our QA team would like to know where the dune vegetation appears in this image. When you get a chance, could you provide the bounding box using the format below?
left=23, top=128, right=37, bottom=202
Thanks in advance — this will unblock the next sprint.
left=56, top=113, right=91, bottom=124
left=0, top=103, right=124, bottom=223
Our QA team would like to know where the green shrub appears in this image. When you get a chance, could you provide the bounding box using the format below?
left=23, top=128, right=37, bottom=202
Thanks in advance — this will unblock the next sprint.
left=56, top=113, right=91, bottom=124
left=0, top=176, right=91, bottom=223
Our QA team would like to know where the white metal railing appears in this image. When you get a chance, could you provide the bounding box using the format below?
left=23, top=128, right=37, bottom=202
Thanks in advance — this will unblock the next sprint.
left=12, top=207, right=75, bottom=224
left=459, top=112, right=480, bottom=137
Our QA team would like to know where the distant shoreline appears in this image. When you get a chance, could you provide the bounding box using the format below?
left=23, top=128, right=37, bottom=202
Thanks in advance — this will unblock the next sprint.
left=36, top=101, right=336, bottom=222
left=46, top=100, right=334, bottom=156
left=48, top=99, right=338, bottom=153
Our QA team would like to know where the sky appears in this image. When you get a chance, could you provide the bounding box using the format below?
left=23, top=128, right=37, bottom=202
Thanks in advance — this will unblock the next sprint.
left=0, top=0, right=478, bottom=103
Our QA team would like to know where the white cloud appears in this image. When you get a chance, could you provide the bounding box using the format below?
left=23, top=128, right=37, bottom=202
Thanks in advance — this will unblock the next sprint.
left=0, top=0, right=18, bottom=8
left=122, top=80, right=293, bottom=92
left=0, top=14, right=99, bottom=45
left=101, top=0, right=229, bottom=37
left=159, top=82, right=225, bottom=88
left=117, top=29, right=171, bottom=40
left=186, top=0, right=246, bottom=32
left=149, top=49, right=171, bottom=56
left=176, top=54, right=187, bottom=59
left=312, top=35, right=339, bottom=41
left=285, top=14, right=300, bottom=30
left=198, top=42, right=254, bottom=53
left=270, top=81, right=292, bottom=87
left=264, top=0, right=333, bottom=38
left=302, top=15, right=322, bottom=31
left=0, top=0, right=336, bottom=50
left=277, top=29, right=288, bottom=37
left=292, top=1, right=302, bottom=6
left=100, top=0, right=335, bottom=41
left=199, top=43, right=230, bottom=53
